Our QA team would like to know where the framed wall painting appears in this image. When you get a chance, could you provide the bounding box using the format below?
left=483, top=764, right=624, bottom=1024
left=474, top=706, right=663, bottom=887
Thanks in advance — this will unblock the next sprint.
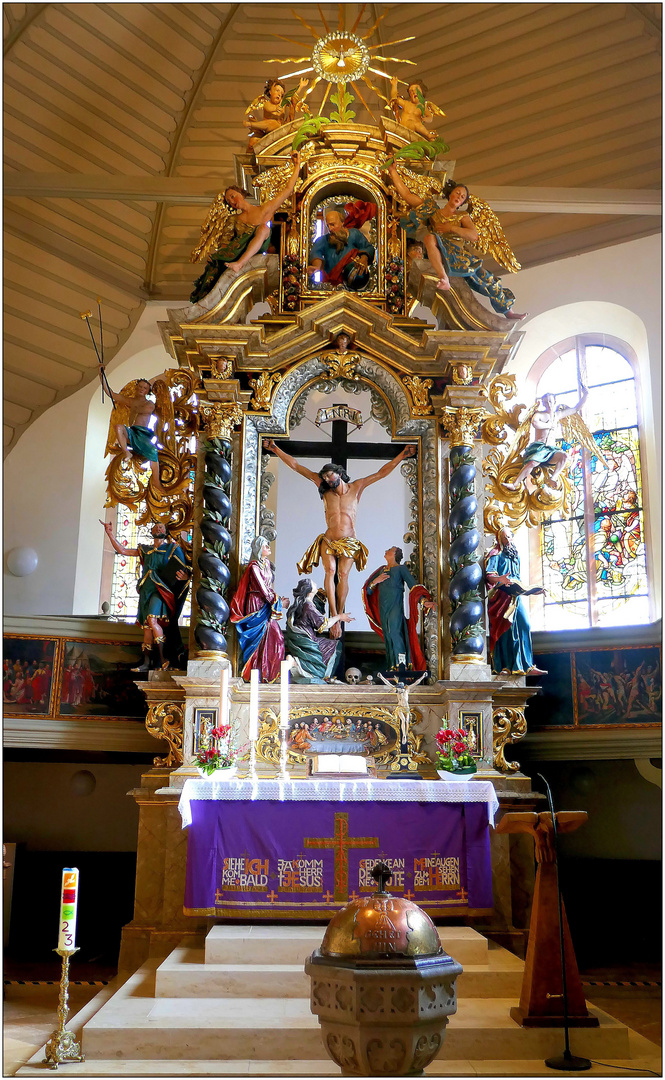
left=3, top=635, right=60, bottom=718
left=56, top=638, right=147, bottom=721
left=573, top=645, right=661, bottom=727
left=526, top=652, right=575, bottom=729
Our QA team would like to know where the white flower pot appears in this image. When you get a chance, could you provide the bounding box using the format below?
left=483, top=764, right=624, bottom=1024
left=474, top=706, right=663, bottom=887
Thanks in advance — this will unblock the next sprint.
left=196, top=765, right=237, bottom=780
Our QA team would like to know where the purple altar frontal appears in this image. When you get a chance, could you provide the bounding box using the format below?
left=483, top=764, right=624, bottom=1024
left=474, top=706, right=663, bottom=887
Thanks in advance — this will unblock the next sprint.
left=179, top=778, right=497, bottom=920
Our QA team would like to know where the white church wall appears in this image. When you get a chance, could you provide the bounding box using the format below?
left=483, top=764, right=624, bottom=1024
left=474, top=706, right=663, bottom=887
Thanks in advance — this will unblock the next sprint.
left=3, top=303, right=174, bottom=616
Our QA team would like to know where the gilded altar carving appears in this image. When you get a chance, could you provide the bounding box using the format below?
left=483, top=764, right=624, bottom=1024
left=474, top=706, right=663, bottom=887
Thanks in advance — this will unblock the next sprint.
left=440, top=406, right=487, bottom=447
left=402, top=375, right=433, bottom=416
left=145, top=701, right=184, bottom=768
left=199, top=401, right=244, bottom=439
left=493, top=706, right=527, bottom=774
left=249, top=370, right=283, bottom=412
left=209, top=356, right=234, bottom=380
left=256, top=705, right=429, bottom=771
left=323, top=352, right=361, bottom=381
left=480, top=374, right=572, bottom=533
left=104, top=368, right=199, bottom=531
left=452, top=363, right=474, bottom=385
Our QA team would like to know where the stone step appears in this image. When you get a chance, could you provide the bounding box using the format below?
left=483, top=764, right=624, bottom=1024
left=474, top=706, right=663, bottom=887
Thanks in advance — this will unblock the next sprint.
left=204, top=924, right=488, bottom=967
left=81, top=967, right=631, bottom=1063
left=155, top=942, right=523, bottom=999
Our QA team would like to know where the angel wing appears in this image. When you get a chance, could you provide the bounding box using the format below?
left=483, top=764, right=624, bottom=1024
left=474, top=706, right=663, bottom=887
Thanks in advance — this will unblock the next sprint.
left=508, top=403, right=540, bottom=458
left=468, top=195, right=521, bottom=273
left=190, top=196, right=237, bottom=264
left=559, top=411, right=611, bottom=469
left=152, top=377, right=176, bottom=455
left=245, top=92, right=268, bottom=118
left=105, top=380, right=143, bottom=456
left=426, top=98, right=446, bottom=119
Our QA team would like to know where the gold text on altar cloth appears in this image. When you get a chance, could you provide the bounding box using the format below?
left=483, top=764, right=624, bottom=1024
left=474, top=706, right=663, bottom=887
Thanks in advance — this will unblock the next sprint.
left=220, top=856, right=269, bottom=891
left=277, top=858, right=324, bottom=891
left=359, top=857, right=405, bottom=890
left=414, top=856, right=461, bottom=890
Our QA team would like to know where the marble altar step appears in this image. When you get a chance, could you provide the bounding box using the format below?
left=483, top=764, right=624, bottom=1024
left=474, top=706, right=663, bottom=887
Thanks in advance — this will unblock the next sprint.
left=204, top=924, right=490, bottom=967
left=155, top=940, right=523, bottom=999
left=79, top=964, right=632, bottom=1063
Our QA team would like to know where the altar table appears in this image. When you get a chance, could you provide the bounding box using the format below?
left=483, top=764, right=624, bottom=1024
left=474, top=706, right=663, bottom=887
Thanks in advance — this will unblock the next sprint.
left=179, top=777, right=497, bottom=920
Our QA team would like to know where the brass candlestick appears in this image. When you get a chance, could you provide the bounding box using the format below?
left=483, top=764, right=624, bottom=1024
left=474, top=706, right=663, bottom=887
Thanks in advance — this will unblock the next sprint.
left=43, top=947, right=85, bottom=1069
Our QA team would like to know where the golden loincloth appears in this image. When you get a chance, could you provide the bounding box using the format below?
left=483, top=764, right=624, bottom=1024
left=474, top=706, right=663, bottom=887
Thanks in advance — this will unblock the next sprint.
left=297, top=534, right=369, bottom=575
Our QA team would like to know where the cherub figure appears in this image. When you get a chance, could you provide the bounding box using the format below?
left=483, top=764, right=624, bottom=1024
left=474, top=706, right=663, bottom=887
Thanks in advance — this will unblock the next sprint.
left=103, top=374, right=174, bottom=495
left=244, top=77, right=309, bottom=149
left=389, top=77, right=445, bottom=141
left=388, top=167, right=524, bottom=318
left=505, top=386, right=609, bottom=491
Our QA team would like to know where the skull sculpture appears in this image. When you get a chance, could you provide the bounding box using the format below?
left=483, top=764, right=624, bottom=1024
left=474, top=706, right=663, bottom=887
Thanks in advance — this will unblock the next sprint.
left=345, top=667, right=361, bottom=685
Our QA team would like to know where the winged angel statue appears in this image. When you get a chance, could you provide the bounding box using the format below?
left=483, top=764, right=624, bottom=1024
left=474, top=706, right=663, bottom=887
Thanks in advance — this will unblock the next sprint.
left=388, top=166, right=524, bottom=318
left=481, top=376, right=610, bottom=534
left=103, top=370, right=198, bottom=530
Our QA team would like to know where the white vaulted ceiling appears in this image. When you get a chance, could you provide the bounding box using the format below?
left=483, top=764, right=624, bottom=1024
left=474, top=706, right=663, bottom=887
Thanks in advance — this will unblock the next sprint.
left=3, top=2, right=661, bottom=454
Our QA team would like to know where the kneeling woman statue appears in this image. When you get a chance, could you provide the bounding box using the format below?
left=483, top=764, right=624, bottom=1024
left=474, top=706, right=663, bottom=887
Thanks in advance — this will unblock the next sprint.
left=286, top=579, right=353, bottom=684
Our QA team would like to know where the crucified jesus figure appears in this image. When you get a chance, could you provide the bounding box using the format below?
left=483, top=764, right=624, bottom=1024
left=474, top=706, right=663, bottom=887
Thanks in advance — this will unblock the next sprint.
left=264, top=440, right=416, bottom=638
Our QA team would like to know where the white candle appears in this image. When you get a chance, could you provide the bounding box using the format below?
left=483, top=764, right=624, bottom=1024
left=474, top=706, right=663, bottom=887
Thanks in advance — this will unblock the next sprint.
left=249, top=668, right=259, bottom=741
left=58, top=867, right=79, bottom=951
left=280, top=659, right=290, bottom=730
left=219, top=663, right=229, bottom=729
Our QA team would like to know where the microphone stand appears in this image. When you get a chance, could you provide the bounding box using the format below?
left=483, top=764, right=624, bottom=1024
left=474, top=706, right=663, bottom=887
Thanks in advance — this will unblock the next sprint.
left=538, top=773, right=591, bottom=1072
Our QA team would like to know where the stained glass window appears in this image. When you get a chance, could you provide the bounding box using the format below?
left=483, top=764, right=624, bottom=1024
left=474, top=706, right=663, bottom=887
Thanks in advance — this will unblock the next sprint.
left=108, top=505, right=191, bottom=624
left=535, top=341, right=648, bottom=629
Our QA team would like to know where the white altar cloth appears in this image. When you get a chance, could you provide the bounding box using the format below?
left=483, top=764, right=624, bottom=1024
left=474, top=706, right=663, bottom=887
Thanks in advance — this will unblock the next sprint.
left=178, top=777, right=499, bottom=828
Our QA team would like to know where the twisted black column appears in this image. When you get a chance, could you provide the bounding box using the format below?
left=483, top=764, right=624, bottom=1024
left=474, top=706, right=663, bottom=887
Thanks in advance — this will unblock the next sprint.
left=448, top=443, right=485, bottom=661
left=194, top=437, right=233, bottom=655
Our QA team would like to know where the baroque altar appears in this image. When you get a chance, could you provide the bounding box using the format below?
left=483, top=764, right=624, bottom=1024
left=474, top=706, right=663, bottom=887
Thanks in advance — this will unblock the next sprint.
left=114, top=33, right=571, bottom=971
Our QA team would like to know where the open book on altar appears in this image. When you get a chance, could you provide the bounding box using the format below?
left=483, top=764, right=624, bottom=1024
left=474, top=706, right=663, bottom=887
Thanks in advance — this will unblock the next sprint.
left=307, top=755, right=376, bottom=777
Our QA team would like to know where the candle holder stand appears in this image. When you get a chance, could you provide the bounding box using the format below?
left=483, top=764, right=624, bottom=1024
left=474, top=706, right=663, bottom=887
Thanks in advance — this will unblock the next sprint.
left=279, top=724, right=289, bottom=780
left=43, top=947, right=85, bottom=1069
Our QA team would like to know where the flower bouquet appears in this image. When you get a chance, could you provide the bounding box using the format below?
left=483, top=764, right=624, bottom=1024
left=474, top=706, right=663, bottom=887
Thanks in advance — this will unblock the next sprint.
left=434, top=726, right=477, bottom=777
left=194, top=725, right=239, bottom=778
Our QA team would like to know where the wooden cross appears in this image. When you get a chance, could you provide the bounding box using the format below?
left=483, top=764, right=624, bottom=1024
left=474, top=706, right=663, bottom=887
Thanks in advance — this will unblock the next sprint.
left=276, top=415, right=408, bottom=473
left=304, top=812, right=379, bottom=902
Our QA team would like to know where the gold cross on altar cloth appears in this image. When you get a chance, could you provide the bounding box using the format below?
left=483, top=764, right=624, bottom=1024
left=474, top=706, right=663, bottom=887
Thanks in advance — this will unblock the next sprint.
left=304, top=812, right=378, bottom=903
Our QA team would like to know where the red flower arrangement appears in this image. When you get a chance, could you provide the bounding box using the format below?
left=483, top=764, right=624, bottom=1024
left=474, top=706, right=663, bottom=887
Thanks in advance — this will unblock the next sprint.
left=194, top=724, right=240, bottom=776
left=434, top=725, right=476, bottom=775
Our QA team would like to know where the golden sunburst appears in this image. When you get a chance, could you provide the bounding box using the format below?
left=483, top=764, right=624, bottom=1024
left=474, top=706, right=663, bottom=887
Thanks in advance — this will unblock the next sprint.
left=264, top=4, right=416, bottom=116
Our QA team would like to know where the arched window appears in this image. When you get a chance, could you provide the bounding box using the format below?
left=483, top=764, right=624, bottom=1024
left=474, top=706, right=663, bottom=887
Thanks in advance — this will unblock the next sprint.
left=106, top=505, right=191, bottom=624
left=531, top=336, right=649, bottom=630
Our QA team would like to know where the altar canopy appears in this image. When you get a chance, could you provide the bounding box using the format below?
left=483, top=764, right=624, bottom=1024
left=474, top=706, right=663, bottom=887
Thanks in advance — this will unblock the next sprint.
left=179, top=778, right=497, bottom=919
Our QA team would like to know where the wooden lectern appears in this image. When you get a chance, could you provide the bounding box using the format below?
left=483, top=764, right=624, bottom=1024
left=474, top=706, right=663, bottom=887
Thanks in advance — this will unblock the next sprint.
left=495, top=811, right=599, bottom=1028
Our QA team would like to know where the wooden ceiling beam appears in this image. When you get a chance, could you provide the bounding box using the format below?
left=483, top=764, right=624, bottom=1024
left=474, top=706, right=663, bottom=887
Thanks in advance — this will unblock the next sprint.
left=4, top=174, right=659, bottom=215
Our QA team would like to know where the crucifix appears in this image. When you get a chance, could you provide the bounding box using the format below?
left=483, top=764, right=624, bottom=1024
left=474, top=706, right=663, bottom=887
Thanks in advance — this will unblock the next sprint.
left=264, top=413, right=416, bottom=662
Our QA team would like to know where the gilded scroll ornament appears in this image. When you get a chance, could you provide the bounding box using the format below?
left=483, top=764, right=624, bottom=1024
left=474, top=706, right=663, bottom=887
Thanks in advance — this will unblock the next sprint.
left=104, top=368, right=199, bottom=531
left=480, top=374, right=574, bottom=533
left=402, top=375, right=433, bottom=416
left=249, top=370, right=283, bottom=412
left=199, top=401, right=244, bottom=439
left=323, top=352, right=360, bottom=381
left=145, top=702, right=184, bottom=768
left=493, top=707, right=527, bottom=773
left=441, top=406, right=487, bottom=447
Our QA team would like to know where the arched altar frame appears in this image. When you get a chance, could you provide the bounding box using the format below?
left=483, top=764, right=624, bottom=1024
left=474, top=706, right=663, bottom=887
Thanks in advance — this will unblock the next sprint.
left=238, top=352, right=442, bottom=679
left=296, top=171, right=388, bottom=299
